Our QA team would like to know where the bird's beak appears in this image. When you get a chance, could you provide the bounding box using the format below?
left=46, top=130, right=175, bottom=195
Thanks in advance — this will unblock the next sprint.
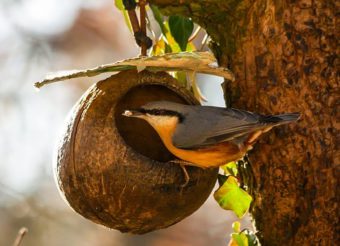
left=122, top=110, right=145, bottom=118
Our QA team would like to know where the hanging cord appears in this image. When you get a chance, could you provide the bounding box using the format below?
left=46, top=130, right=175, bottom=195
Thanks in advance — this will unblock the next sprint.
left=123, top=0, right=152, bottom=56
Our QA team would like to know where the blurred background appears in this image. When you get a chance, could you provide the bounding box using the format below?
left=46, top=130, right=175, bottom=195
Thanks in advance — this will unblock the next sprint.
left=0, top=0, right=251, bottom=245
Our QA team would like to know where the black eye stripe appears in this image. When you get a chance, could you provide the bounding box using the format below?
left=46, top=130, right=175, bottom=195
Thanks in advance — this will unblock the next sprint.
left=137, top=108, right=184, bottom=122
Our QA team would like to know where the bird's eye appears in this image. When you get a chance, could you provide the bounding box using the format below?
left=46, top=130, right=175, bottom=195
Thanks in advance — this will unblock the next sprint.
left=150, top=109, right=161, bottom=115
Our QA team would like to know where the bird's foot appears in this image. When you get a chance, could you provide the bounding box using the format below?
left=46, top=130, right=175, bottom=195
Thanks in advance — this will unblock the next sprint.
left=179, top=164, right=190, bottom=188
left=168, top=160, right=192, bottom=188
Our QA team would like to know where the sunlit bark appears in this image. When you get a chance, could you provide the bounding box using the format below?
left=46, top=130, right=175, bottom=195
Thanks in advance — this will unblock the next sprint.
left=150, top=0, right=338, bottom=244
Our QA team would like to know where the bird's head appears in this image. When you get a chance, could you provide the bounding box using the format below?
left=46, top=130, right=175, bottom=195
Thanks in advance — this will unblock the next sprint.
left=122, top=101, right=185, bottom=127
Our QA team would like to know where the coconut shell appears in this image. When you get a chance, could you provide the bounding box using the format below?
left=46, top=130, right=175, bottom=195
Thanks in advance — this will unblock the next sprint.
left=55, top=70, right=218, bottom=234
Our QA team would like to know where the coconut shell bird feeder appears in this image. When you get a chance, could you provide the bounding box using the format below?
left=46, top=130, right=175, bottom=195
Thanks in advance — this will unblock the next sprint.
left=36, top=52, right=235, bottom=233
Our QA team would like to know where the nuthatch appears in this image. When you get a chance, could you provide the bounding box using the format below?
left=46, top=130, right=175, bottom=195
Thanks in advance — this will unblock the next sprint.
left=123, top=101, right=300, bottom=185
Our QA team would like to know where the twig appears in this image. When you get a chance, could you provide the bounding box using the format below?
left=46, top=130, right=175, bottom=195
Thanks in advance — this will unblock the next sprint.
left=139, top=0, right=147, bottom=56
left=12, top=227, right=28, bottom=246
left=34, top=52, right=235, bottom=88
left=124, top=1, right=140, bottom=34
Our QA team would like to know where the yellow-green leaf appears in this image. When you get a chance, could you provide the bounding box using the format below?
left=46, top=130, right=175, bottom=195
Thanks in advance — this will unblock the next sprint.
left=228, top=222, right=259, bottom=246
left=186, top=41, right=196, bottom=52
left=221, top=161, right=238, bottom=176
left=152, top=38, right=166, bottom=56
left=164, top=22, right=181, bottom=53
left=114, top=0, right=124, bottom=10
left=214, top=176, right=252, bottom=218
left=232, top=221, right=241, bottom=233
left=122, top=11, right=132, bottom=32
left=231, top=233, right=249, bottom=246
left=114, top=0, right=132, bottom=32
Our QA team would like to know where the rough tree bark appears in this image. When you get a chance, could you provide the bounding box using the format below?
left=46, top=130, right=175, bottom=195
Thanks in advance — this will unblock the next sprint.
left=150, top=0, right=338, bottom=245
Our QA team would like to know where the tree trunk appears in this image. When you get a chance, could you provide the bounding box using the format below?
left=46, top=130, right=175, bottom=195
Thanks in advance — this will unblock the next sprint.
left=150, top=0, right=338, bottom=244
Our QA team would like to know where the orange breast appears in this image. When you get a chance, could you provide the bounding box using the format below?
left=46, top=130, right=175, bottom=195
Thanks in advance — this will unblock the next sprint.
left=168, top=141, right=246, bottom=168
left=150, top=118, right=246, bottom=168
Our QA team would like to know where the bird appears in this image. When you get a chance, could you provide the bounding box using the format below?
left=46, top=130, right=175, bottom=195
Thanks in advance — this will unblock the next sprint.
left=122, top=101, right=300, bottom=185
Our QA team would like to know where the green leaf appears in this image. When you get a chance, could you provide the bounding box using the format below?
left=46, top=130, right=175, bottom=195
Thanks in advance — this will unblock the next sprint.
left=114, top=0, right=124, bottom=10
left=168, top=16, right=194, bottom=51
left=217, top=174, right=228, bottom=186
left=152, top=38, right=166, bottom=56
left=228, top=222, right=259, bottom=246
left=114, top=0, right=132, bottom=32
left=232, top=221, right=241, bottom=233
left=243, top=230, right=259, bottom=246
left=245, top=234, right=257, bottom=246
left=214, top=176, right=252, bottom=218
left=122, top=11, right=132, bottom=32
left=221, top=161, right=238, bottom=176
left=186, top=41, right=196, bottom=52
left=231, top=233, right=249, bottom=246
left=164, top=24, right=181, bottom=53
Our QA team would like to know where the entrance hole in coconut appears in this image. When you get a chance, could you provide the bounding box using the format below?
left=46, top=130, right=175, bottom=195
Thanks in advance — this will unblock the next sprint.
left=115, top=84, right=190, bottom=162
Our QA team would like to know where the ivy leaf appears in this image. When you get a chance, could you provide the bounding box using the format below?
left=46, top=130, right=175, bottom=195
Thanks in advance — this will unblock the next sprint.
left=232, top=221, right=241, bottom=233
left=168, top=16, right=194, bottom=51
left=221, top=161, right=238, bottom=176
left=217, top=174, right=228, bottom=186
left=214, top=176, right=252, bottom=218
left=150, top=7, right=196, bottom=54
left=245, top=231, right=259, bottom=246
left=229, top=231, right=259, bottom=246
left=230, top=233, right=248, bottom=246
left=228, top=222, right=247, bottom=246
left=164, top=24, right=181, bottom=53
left=228, top=222, right=259, bottom=246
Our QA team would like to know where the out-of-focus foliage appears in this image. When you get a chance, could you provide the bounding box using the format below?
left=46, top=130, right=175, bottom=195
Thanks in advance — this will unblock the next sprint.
left=114, top=2, right=199, bottom=94
left=228, top=222, right=259, bottom=246
left=114, top=0, right=132, bottom=31
left=149, top=5, right=195, bottom=55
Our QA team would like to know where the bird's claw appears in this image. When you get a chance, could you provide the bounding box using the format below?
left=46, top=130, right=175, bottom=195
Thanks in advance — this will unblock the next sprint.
left=180, top=164, right=190, bottom=188
left=169, top=160, right=191, bottom=188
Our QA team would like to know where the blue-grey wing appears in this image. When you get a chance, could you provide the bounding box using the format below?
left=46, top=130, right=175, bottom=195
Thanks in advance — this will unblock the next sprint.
left=172, top=106, right=266, bottom=149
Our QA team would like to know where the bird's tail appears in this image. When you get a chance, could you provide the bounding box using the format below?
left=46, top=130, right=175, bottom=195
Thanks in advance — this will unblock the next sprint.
left=260, top=112, right=301, bottom=125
